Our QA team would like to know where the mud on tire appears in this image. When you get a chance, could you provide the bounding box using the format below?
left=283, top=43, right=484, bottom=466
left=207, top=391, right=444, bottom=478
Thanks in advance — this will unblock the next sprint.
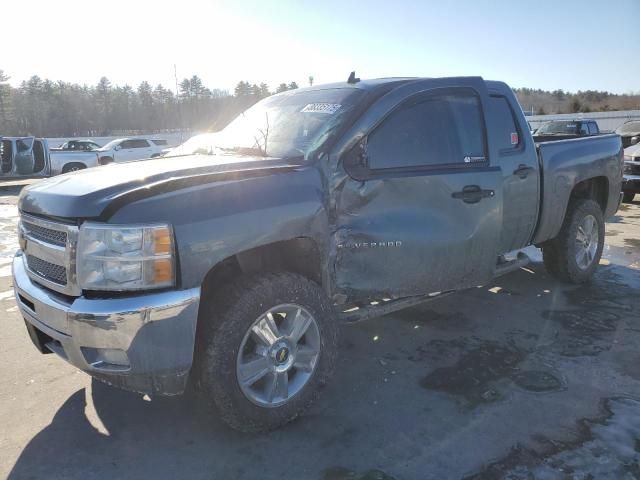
left=195, top=272, right=338, bottom=432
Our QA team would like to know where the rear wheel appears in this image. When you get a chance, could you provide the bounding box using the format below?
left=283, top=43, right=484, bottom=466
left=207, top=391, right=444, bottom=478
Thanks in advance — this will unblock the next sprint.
left=196, top=272, right=338, bottom=432
left=623, top=192, right=635, bottom=203
left=542, top=199, right=604, bottom=283
left=61, top=163, right=86, bottom=174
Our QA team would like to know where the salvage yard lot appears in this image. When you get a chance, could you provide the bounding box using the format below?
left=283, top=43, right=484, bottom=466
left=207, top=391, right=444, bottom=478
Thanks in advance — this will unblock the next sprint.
left=2, top=183, right=640, bottom=479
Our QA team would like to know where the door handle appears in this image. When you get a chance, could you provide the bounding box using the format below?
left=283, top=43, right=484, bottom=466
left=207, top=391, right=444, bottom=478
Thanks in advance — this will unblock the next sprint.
left=514, top=164, right=534, bottom=179
left=451, top=185, right=495, bottom=204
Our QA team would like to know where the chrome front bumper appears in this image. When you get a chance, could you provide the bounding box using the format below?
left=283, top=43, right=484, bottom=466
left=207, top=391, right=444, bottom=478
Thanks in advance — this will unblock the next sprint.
left=12, top=252, right=201, bottom=395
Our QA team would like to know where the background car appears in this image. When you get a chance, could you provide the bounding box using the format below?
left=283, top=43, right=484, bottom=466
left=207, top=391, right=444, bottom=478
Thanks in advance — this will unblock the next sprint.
left=616, top=120, right=640, bottom=148
left=96, top=138, right=167, bottom=163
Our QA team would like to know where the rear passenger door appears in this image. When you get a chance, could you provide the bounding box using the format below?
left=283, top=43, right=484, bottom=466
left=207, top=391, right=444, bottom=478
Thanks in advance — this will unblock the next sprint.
left=486, top=93, right=539, bottom=253
left=332, top=79, right=503, bottom=301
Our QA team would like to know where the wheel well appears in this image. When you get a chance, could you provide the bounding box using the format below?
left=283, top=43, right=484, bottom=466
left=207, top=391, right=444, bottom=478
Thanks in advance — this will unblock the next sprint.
left=200, top=238, right=323, bottom=297
left=570, top=176, right=608, bottom=212
left=62, top=162, right=87, bottom=172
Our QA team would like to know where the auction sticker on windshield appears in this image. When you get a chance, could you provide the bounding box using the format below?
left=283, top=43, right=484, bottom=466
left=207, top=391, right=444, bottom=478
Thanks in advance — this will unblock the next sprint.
left=301, top=103, right=342, bottom=114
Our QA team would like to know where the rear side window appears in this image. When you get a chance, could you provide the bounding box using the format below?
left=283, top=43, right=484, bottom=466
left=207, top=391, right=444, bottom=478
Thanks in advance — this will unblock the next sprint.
left=588, top=122, right=599, bottom=135
left=151, top=139, right=168, bottom=146
left=367, top=90, right=486, bottom=170
left=488, top=95, right=521, bottom=152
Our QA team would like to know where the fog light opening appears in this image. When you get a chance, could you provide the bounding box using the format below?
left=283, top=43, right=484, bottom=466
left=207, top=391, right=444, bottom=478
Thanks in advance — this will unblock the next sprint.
left=81, top=347, right=131, bottom=371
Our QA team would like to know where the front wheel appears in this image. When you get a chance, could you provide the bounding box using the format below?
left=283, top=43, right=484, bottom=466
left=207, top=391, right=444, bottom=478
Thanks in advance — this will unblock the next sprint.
left=196, top=273, right=338, bottom=432
left=542, top=199, right=605, bottom=283
left=623, top=192, right=635, bottom=203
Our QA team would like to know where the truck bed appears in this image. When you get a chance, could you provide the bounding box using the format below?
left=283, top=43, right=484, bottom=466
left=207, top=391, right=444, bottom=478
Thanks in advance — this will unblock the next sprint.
left=532, top=134, right=623, bottom=245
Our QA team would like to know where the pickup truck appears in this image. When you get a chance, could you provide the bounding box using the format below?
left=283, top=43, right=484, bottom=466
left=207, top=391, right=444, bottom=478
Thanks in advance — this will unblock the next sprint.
left=533, top=118, right=601, bottom=142
left=0, top=137, right=102, bottom=178
left=50, top=139, right=102, bottom=151
left=12, top=76, right=623, bottom=432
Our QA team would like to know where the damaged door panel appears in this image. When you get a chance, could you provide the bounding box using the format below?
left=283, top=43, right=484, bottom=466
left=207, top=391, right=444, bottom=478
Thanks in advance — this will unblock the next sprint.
left=329, top=79, right=503, bottom=302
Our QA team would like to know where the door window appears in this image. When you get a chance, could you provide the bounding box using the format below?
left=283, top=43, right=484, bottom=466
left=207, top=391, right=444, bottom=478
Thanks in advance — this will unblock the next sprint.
left=131, top=139, right=150, bottom=148
left=367, top=90, right=487, bottom=170
left=488, top=95, right=522, bottom=153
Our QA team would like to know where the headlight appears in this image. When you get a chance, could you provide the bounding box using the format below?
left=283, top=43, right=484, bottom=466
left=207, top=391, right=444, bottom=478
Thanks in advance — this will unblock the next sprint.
left=77, top=223, right=175, bottom=291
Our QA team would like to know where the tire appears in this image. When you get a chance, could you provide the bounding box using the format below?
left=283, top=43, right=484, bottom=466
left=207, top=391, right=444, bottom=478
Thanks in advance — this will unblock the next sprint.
left=541, top=199, right=605, bottom=283
left=195, top=272, right=338, bottom=432
left=99, top=156, right=114, bottom=165
left=623, top=192, right=635, bottom=203
left=61, top=163, right=86, bottom=174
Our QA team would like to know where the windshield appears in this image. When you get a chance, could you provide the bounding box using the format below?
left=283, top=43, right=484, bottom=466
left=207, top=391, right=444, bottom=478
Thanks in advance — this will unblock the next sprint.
left=536, top=121, right=581, bottom=135
left=618, top=121, right=640, bottom=134
left=167, top=88, right=365, bottom=159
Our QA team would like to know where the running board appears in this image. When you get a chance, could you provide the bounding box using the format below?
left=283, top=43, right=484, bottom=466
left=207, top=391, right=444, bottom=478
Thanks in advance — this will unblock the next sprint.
left=339, top=291, right=454, bottom=324
left=494, top=251, right=530, bottom=277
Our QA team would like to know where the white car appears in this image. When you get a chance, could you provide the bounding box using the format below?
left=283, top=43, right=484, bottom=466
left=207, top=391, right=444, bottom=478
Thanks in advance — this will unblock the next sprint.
left=96, top=138, right=167, bottom=163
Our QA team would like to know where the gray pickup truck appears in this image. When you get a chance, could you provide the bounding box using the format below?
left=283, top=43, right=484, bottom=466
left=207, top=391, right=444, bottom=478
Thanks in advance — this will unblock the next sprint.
left=1, top=137, right=102, bottom=178
left=12, top=76, right=623, bottom=432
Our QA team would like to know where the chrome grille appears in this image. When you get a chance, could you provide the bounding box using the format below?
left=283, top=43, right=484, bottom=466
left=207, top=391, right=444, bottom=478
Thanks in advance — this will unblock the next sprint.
left=26, top=255, right=67, bottom=285
left=20, top=213, right=80, bottom=296
left=22, top=221, right=67, bottom=247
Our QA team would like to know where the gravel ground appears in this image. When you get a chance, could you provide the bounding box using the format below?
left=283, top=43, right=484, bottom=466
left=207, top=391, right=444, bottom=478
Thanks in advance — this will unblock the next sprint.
left=2, top=183, right=640, bottom=480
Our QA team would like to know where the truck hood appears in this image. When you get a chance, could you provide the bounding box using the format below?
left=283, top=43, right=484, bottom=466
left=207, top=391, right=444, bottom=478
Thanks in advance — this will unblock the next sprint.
left=19, top=154, right=300, bottom=219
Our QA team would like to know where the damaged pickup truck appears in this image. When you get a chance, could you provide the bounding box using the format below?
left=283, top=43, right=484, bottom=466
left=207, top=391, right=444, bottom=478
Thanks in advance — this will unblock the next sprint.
left=13, top=76, right=623, bottom=432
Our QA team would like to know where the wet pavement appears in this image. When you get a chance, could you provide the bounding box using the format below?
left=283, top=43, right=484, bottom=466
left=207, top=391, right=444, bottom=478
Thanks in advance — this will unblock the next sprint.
left=2, top=183, right=640, bottom=479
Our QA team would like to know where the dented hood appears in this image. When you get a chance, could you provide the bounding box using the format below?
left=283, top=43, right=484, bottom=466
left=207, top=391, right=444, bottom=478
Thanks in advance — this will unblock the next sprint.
left=19, top=154, right=299, bottom=219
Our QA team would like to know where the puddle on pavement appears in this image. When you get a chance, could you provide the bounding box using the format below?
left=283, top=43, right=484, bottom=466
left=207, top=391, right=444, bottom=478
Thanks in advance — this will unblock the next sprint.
left=510, top=370, right=563, bottom=393
left=420, top=341, right=565, bottom=405
left=322, top=467, right=397, bottom=480
left=465, top=397, right=640, bottom=479
left=420, top=343, right=520, bottom=405
left=625, top=238, right=640, bottom=249
left=540, top=268, right=639, bottom=357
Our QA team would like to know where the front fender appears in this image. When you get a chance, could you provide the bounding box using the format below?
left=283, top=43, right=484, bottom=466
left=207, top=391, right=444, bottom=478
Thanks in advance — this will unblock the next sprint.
left=107, top=167, right=328, bottom=289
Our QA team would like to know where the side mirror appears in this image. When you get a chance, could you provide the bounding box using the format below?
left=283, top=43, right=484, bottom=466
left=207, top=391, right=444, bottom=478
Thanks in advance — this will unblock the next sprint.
left=114, top=145, right=121, bottom=151
left=631, top=136, right=639, bottom=146
left=343, top=139, right=370, bottom=181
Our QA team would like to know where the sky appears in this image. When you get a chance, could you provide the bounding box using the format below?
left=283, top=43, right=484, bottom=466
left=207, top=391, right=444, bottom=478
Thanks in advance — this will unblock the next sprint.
left=2, top=0, right=639, bottom=94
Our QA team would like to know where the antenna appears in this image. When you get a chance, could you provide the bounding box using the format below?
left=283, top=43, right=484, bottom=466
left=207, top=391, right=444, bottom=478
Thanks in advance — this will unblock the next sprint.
left=347, top=71, right=360, bottom=84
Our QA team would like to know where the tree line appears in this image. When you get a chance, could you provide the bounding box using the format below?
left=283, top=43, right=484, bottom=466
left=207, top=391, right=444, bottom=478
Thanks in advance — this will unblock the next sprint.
left=0, top=69, right=301, bottom=137
left=1, top=69, right=639, bottom=138
left=515, top=87, right=640, bottom=115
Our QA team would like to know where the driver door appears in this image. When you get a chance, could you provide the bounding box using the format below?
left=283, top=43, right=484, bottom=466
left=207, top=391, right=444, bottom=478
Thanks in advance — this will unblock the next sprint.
left=330, top=78, right=503, bottom=302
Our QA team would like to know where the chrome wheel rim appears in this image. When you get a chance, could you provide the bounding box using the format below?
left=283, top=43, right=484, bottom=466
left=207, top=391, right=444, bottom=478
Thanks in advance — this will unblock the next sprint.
left=236, top=303, right=320, bottom=408
left=575, top=214, right=599, bottom=270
